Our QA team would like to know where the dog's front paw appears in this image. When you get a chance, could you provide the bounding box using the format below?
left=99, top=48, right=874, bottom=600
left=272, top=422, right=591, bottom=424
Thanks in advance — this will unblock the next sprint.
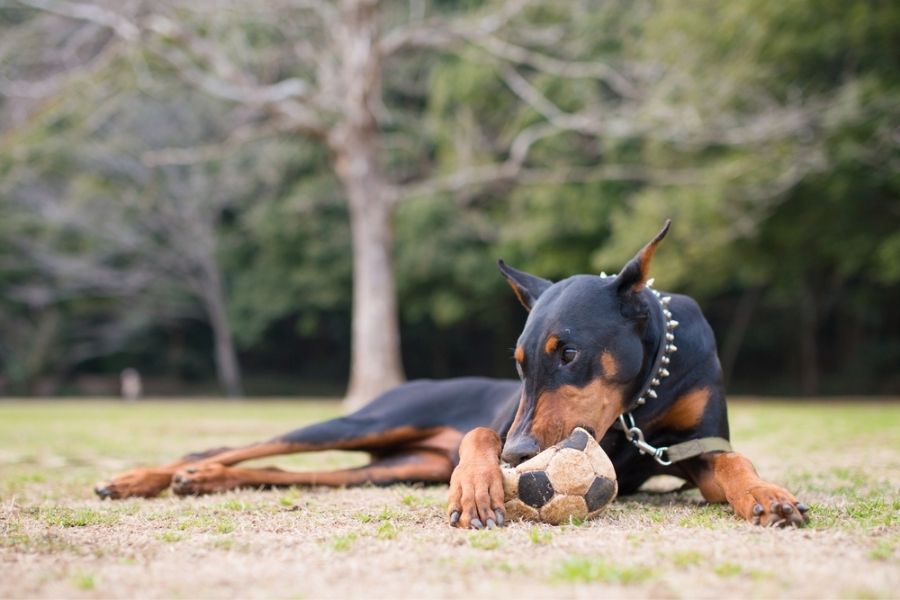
left=739, top=484, right=809, bottom=527
left=171, top=463, right=239, bottom=496
left=95, top=468, right=173, bottom=499
left=447, top=462, right=506, bottom=529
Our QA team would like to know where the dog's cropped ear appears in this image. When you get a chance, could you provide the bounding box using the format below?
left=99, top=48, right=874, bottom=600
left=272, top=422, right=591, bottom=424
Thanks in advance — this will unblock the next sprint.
left=498, top=260, right=553, bottom=312
left=614, top=220, right=671, bottom=299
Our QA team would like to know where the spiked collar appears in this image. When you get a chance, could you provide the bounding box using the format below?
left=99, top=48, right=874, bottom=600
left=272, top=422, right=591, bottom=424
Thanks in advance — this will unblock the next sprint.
left=599, top=273, right=733, bottom=466
left=598, top=273, right=679, bottom=412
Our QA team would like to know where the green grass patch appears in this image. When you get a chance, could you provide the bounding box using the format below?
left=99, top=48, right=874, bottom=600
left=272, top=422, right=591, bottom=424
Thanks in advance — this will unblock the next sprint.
left=332, top=533, right=358, bottom=551
left=157, top=531, right=186, bottom=543
left=376, top=522, right=398, bottom=540
left=39, top=507, right=118, bottom=528
left=279, top=490, right=302, bottom=507
left=399, top=492, right=442, bottom=509
left=355, top=506, right=402, bottom=524
left=468, top=531, right=501, bottom=550
left=528, top=527, right=553, bottom=545
left=868, top=538, right=896, bottom=561
left=220, top=499, right=250, bottom=511
left=670, top=550, right=704, bottom=567
left=714, top=562, right=744, bottom=577
left=809, top=497, right=899, bottom=529
left=677, top=504, right=731, bottom=528
left=552, top=557, right=651, bottom=585
left=215, top=519, right=236, bottom=534
left=72, top=573, right=96, bottom=591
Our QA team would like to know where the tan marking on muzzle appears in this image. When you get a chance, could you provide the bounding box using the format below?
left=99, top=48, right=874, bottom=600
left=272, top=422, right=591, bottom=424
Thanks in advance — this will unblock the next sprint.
left=529, top=378, right=625, bottom=449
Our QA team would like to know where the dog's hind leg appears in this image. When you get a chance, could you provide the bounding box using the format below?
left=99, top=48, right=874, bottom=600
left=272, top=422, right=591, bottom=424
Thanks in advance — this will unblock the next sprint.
left=94, top=414, right=456, bottom=499
left=169, top=448, right=455, bottom=496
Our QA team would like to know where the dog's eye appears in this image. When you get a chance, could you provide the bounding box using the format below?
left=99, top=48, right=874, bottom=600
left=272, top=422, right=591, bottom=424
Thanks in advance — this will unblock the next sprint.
left=561, top=347, right=578, bottom=364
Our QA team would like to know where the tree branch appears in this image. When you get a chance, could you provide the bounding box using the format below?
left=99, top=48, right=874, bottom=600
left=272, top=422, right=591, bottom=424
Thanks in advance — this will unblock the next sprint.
left=15, top=0, right=139, bottom=40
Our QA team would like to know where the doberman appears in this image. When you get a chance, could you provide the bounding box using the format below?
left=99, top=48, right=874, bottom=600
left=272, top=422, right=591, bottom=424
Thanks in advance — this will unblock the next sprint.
left=95, top=221, right=808, bottom=529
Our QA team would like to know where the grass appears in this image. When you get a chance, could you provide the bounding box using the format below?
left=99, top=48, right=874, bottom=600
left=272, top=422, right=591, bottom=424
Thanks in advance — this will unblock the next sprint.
left=528, top=526, right=553, bottom=545
left=0, top=398, right=897, bottom=599
left=468, top=531, right=501, bottom=550
left=553, top=557, right=651, bottom=585
left=332, top=533, right=358, bottom=551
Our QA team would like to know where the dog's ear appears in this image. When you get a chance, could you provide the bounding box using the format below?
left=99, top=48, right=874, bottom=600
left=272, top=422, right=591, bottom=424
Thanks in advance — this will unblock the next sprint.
left=614, top=220, right=671, bottom=301
left=498, top=260, right=552, bottom=312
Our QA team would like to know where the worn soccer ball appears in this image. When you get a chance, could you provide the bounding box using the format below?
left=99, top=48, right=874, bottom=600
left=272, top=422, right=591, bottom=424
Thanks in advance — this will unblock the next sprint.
left=501, top=427, right=618, bottom=525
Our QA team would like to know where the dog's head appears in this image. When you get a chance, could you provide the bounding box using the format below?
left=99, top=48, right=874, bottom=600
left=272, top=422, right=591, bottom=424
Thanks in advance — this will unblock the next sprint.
left=498, top=221, right=670, bottom=465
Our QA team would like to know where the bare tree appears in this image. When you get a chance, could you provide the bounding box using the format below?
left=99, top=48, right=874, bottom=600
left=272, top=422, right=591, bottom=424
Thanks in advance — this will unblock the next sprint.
left=7, top=0, right=824, bottom=407
left=5, top=157, right=246, bottom=397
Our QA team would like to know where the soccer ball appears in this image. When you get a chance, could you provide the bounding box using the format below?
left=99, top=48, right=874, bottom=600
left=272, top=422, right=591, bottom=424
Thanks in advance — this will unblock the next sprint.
left=501, top=427, right=618, bottom=525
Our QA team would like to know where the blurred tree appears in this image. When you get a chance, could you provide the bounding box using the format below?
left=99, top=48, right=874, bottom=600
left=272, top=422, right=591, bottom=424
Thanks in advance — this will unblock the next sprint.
left=0, top=0, right=896, bottom=397
left=594, top=0, right=900, bottom=394
left=0, top=30, right=256, bottom=396
left=9, top=0, right=731, bottom=406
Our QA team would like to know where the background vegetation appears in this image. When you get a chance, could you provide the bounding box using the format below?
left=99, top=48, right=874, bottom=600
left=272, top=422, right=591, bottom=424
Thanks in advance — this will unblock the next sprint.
left=0, top=0, right=897, bottom=398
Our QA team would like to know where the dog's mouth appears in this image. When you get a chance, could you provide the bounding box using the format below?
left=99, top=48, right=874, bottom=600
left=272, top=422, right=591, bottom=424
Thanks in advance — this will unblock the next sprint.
left=577, top=425, right=597, bottom=439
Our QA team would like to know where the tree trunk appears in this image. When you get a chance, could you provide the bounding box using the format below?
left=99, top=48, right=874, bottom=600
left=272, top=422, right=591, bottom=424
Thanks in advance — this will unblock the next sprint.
left=720, top=286, right=762, bottom=387
left=199, top=267, right=243, bottom=398
left=798, top=286, right=818, bottom=396
left=333, top=0, right=406, bottom=410
left=342, top=187, right=406, bottom=409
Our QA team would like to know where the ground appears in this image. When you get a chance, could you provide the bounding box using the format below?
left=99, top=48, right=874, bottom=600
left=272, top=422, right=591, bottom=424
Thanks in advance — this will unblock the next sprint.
left=0, top=399, right=897, bottom=599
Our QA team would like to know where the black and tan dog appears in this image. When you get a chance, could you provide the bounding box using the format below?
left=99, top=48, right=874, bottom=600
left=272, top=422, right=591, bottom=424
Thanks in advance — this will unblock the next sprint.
left=95, top=221, right=808, bottom=528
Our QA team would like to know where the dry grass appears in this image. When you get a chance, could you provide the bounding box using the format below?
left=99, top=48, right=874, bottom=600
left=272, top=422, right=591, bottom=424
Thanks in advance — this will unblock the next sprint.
left=1, top=398, right=898, bottom=599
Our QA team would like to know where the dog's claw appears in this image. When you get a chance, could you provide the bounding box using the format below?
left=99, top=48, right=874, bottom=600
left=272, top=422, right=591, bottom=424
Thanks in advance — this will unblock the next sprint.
left=495, top=510, right=504, bottom=527
left=94, top=485, right=111, bottom=499
left=486, top=518, right=495, bottom=530
left=449, top=511, right=460, bottom=525
left=471, top=518, right=483, bottom=530
left=782, top=504, right=793, bottom=515
left=797, top=503, right=809, bottom=514
left=753, top=503, right=764, bottom=516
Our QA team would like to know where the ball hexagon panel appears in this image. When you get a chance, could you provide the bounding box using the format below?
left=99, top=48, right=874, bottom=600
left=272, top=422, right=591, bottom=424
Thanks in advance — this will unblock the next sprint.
left=546, top=448, right=597, bottom=496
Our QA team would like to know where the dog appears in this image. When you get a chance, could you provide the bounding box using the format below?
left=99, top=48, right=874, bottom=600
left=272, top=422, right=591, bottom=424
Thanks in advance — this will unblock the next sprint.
left=95, top=221, right=808, bottom=529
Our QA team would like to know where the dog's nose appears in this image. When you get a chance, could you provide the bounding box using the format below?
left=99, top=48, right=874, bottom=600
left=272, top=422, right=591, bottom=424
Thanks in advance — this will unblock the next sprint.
left=501, top=436, right=540, bottom=467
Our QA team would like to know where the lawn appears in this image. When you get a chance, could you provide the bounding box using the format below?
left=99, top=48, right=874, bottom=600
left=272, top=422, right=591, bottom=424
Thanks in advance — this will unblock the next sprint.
left=1, top=398, right=897, bottom=599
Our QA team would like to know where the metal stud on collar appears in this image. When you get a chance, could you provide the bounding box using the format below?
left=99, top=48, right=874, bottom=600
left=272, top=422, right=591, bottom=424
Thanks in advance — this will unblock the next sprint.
left=635, top=278, right=678, bottom=406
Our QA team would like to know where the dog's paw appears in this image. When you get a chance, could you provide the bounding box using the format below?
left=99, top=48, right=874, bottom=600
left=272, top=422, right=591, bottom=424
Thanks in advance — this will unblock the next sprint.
left=447, top=462, right=506, bottom=530
left=171, top=463, right=239, bottom=496
left=739, top=483, right=809, bottom=528
left=94, top=468, right=173, bottom=499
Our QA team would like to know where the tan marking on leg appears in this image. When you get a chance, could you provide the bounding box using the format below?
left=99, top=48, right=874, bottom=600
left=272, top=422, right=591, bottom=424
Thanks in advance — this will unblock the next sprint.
left=694, top=451, right=805, bottom=526
left=654, top=387, right=710, bottom=430
left=172, top=451, right=455, bottom=495
left=99, top=425, right=447, bottom=499
left=404, top=427, right=465, bottom=462
left=201, top=426, right=443, bottom=467
left=447, top=427, right=505, bottom=528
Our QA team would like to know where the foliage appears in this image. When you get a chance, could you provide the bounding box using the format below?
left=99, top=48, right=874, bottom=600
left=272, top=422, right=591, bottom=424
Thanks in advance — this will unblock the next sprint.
left=0, top=0, right=897, bottom=394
